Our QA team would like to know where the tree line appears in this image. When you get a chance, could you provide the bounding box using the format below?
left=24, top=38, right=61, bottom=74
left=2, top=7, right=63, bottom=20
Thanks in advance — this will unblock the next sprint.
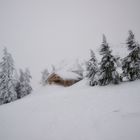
left=1, top=30, right=140, bottom=105
left=86, top=30, right=140, bottom=86
left=41, top=30, right=140, bottom=87
left=0, top=48, right=32, bottom=105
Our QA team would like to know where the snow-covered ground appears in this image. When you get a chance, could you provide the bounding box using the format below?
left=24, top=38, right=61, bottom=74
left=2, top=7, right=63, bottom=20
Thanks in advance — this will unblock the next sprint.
left=0, top=80, right=140, bottom=140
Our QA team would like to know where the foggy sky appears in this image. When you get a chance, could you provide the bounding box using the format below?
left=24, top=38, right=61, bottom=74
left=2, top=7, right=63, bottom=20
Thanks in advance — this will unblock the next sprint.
left=0, top=0, right=140, bottom=83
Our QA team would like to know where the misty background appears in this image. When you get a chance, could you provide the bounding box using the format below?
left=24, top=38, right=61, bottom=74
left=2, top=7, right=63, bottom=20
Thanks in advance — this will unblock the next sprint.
left=0, top=0, right=140, bottom=84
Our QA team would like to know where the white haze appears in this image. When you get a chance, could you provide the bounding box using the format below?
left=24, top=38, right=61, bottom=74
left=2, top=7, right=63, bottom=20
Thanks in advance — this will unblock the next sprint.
left=0, top=0, right=140, bottom=84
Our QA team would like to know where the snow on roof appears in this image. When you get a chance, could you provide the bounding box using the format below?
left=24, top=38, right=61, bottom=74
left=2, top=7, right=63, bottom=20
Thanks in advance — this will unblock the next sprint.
left=55, top=70, right=81, bottom=80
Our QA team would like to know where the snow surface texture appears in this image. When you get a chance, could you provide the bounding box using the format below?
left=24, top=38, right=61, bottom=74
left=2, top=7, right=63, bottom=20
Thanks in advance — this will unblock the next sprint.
left=0, top=80, right=140, bottom=140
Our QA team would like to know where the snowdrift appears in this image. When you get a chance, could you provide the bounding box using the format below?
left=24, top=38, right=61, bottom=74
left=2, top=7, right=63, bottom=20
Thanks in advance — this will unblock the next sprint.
left=0, top=80, right=140, bottom=140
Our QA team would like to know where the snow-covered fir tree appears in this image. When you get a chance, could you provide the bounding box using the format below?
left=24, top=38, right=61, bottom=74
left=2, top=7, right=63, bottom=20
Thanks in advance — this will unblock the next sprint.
left=41, top=69, right=50, bottom=86
left=98, top=35, right=120, bottom=86
left=0, top=48, right=17, bottom=104
left=86, top=49, right=99, bottom=86
left=126, top=30, right=138, bottom=50
left=71, top=59, right=84, bottom=78
left=16, top=68, right=32, bottom=99
left=122, top=30, right=140, bottom=81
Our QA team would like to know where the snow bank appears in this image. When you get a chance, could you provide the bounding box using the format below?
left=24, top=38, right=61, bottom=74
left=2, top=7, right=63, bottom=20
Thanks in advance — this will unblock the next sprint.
left=0, top=80, right=140, bottom=140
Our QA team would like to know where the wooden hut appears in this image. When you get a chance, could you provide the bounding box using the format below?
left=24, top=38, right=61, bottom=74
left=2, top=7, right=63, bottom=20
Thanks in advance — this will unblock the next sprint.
left=48, top=70, right=82, bottom=87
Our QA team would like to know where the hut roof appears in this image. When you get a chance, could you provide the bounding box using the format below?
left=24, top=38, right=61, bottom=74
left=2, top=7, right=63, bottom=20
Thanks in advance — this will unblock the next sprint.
left=55, top=70, right=81, bottom=80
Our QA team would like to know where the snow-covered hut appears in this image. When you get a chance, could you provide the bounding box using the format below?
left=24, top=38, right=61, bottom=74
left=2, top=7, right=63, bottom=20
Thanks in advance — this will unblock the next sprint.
left=48, top=70, right=82, bottom=87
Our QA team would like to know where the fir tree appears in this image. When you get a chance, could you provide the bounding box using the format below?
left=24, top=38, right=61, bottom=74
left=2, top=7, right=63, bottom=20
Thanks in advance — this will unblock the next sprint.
left=16, top=68, right=32, bottom=99
left=41, top=69, right=49, bottom=86
left=71, top=59, right=84, bottom=78
left=86, top=49, right=99, bottom=86
left=122, top=30, right=140, bottom=81
left=0, top=48, right=17, bottom=104
left=126, top=30, right=137, bottom=51
left=98, top=35, right=120, bottom=86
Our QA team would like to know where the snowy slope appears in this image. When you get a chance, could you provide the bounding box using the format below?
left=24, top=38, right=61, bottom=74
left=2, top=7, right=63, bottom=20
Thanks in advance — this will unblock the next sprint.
left=0, top=80, right=140, bottom=140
